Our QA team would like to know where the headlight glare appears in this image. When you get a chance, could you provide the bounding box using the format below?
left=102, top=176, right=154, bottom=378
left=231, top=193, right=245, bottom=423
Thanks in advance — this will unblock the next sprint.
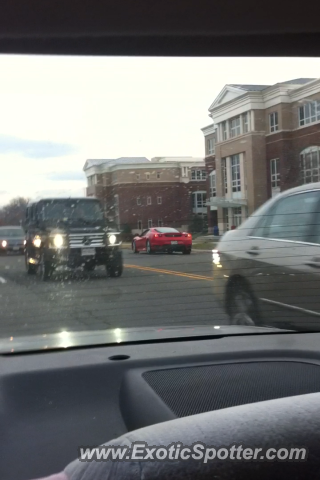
left=53, top=234, right=64, bottom=248
left=109, top=234, right=117, bottom=245
left=1, top=240, right=7, bottom=248
left=33, top=236, right=41, bottom=248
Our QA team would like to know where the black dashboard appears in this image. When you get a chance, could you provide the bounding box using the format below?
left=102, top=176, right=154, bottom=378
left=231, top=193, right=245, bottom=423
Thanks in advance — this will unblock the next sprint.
left=2, top=332, right=320, bottom=480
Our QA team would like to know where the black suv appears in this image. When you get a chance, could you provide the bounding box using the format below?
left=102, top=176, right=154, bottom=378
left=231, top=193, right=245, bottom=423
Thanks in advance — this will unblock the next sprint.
left=23, top=197, right=123, bottom=280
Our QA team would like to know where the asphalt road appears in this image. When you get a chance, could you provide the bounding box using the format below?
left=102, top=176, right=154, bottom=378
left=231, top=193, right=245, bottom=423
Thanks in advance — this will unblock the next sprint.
left=0, top=250, right=229, bottom=339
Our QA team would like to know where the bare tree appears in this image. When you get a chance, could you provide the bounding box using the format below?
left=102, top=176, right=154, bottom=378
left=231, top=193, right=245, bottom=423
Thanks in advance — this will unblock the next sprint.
left=0, top=197, right=29, bottom=226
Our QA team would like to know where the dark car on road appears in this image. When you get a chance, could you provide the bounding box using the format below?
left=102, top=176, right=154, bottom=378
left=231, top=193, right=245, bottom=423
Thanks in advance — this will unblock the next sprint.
left=23, top=197, right=123, bottom=280
left=0, top=226, right=25, bottom=255
left=213, top=182, right=320, bottom=331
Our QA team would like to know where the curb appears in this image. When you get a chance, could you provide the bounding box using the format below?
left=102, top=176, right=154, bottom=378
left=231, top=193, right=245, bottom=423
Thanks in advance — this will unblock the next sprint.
left=192, top=249, right=213, bottom=253
left=121, top=244, right=213, bottom=253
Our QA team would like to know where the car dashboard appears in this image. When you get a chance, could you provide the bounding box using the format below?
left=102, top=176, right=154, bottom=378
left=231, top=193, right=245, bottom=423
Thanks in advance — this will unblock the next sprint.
left=2, top=331, right=320, bottom=480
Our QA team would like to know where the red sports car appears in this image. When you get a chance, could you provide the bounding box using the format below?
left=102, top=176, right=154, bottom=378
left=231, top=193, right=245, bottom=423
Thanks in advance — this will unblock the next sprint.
left=132, top=227, right=192, bottom=254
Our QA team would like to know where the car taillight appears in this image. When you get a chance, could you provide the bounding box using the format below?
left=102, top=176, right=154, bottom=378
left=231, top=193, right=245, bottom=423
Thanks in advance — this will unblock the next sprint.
left=184, top=233, right=192, bottom=238
left=154, top=234, right=162, bottom=238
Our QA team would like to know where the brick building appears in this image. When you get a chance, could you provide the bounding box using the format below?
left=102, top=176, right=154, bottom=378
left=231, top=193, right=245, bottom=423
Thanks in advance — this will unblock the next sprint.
left=84, top=156, right=207, bottom=232
left=201, top=78, right=320, bottom=233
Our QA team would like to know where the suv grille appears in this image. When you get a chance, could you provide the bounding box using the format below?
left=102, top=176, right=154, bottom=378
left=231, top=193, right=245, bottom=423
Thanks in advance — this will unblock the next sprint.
left=69, top=233, right=104, bottom=248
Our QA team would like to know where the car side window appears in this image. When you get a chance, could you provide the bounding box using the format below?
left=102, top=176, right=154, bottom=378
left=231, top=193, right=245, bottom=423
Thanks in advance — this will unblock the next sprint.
left=252, top=191, right=320, bottom=242
left=141, top=230, right=149, bottom=237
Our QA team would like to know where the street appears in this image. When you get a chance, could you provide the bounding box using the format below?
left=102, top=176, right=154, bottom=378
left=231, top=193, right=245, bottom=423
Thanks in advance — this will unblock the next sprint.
left=0, top=250, right=229, bottom=339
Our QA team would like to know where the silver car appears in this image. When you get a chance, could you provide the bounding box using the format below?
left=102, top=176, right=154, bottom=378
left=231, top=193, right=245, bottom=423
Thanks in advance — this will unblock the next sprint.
left=213, top=182, right=320, bottom=331
left=0, top=226, right=25, bottom=255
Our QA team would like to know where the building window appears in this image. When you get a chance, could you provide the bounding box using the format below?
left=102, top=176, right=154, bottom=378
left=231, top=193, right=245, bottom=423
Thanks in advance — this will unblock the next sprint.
left=232, top=207, right=242, bottom=227
left=207, top=138, right=215, bottom=155
left=157, top=172, right=161, bottom=179
left=146, top=173, right=150, bottom=180
left=136, top=173, right=140, bottom=180
left=137, top=197, right=141, bottom=205
left=269, top=112, right=279, bottom=133
left=147, top=196, right=152, bottom=205
left=148, top=219, right=153, bottom=228
left=300, top=146, right=320, bottom=184
left=243, top=112, right=249, bottom=133
left=192, top=169, right=206, bottom=181
left=138, top=220, right=142, bottom=230
left=299, top=101, right=320, bottom=126
left=270, top=158, right=280, bottom=189
left=222, top=121, right=228, bottom=140
left=230, top=116, right=241, bottom=138
left=231, top=154, right=241, bottom=192
left=113, top=172, right=117, bottom=182
left=222, top=159, right=228, bottom=194
left=193, top=192, right=206, bottom=208
left=87, top=175, right=97, bottom=186
left=209, top=171, right=216, bottom=197
left=158, top=219, right=163, bottom=227
left=157, top=196, right=162, bottom=205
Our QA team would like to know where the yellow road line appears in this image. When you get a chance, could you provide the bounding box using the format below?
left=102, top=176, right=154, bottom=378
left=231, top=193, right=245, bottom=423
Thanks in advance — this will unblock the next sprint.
left=124, top=264, right=213, bottom=282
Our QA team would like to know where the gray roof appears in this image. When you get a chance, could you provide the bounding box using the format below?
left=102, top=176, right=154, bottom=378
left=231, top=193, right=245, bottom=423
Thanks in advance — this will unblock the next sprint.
left=229, top=84, right=270, bottom=91
left=27, top=197, right=98, bottom=205
left=279, top=78, right=316, bottom=85
left=111, top=157, right=150, bottom=164
left=85, top=157, right=150, bottom=169
left=228, top=78, right=316, bottom=94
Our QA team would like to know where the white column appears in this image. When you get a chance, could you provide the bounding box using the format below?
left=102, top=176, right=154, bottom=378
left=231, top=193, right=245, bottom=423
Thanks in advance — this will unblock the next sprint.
left=251, top=110, right=255, bottom=131
left=240, top=153, right=246, bottom=200
left=228, top=207, right=232, bottom=229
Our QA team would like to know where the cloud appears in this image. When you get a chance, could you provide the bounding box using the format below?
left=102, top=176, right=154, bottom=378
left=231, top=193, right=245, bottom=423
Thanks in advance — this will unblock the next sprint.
left=47, top=171, right=86, bottom=181
left=0, top=134, right=78, bottom=159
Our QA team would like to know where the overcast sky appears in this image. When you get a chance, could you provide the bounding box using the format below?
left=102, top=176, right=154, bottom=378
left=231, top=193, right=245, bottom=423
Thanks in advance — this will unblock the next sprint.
left=0, top=55, right=319, bottom=205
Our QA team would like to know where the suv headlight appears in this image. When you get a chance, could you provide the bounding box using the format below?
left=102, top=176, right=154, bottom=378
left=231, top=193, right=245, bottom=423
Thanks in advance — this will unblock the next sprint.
left=53, top=234, right=64, bottom=248
left=109, top=234, right=117, bottom=245
left=33, top=235, right=41, bottom=248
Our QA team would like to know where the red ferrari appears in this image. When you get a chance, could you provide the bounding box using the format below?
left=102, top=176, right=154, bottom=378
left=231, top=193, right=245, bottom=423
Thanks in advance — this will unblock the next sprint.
left=132, top=227, right=192, bottom=254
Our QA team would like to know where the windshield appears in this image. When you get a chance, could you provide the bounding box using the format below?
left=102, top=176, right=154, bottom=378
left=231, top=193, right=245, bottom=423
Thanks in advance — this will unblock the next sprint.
left=40, top=200, right=104, bottom=221
left=0, top=228, right=24, bottom=237
left=155, top=228, right=180, bottom=233
left=1, top=55, right=320, bottom=353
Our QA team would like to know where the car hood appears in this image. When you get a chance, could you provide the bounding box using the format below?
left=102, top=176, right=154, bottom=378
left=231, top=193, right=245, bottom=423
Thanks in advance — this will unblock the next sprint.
left=0, top=324, right=294, bottom=354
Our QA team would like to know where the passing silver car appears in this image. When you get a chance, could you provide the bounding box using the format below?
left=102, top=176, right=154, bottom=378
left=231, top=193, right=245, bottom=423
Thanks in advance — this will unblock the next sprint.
left=0, top=226, right=25, bottom=255
left=213, top=182, right=320, bottom=331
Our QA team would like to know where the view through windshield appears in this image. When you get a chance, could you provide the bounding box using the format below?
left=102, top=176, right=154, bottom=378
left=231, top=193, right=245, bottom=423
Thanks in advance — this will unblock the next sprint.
left=40, top=199, right=104, bottom=221
left=1, top=56, right=320, bottom=351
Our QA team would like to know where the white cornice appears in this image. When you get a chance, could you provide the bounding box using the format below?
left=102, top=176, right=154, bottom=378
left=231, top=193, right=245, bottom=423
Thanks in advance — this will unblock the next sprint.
left=209, top=85, right=246, bottom=110
left=211, top=92, right=265, bottom=123
left=201, top=124, right=216, bottom=136
left=84, top=161, right=205, bottom=176
left=289, top=79, right=320, bottom=102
